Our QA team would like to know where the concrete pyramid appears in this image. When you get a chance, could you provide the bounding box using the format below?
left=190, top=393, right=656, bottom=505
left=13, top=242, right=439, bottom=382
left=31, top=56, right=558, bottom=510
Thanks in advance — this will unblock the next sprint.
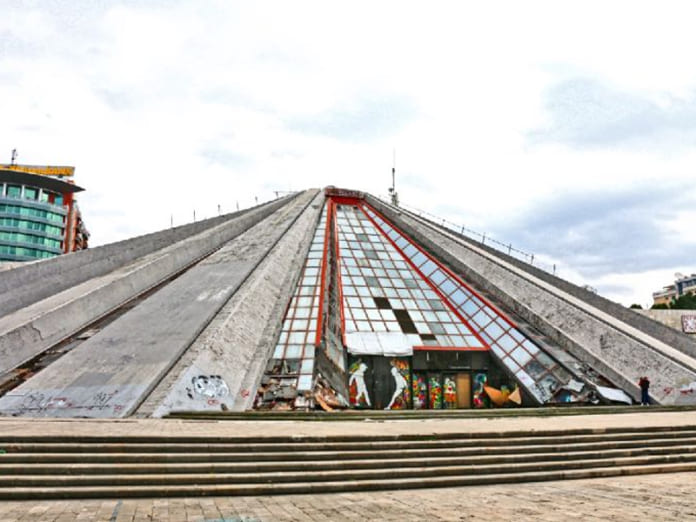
left=1, top=188, right=695, bottom=417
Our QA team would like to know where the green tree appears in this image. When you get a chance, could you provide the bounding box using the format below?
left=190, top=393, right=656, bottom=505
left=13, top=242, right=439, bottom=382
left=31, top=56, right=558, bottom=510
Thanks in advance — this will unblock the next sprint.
left=629, top=304, right=643, bottom=309
left=670, top=293, right=696, bottom=310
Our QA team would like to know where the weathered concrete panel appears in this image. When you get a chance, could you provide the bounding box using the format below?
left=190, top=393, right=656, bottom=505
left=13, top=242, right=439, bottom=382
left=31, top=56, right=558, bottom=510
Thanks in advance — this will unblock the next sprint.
left=138, top=192, right=324, bottom=416
left=0, top=196, right=296, bottom=317
left=0, top=196, right=294, bottom=381
left=0, top=190, right=318, bottom=417
left=395, top=206, right=696, bottom=361
left=368, top=197, right=696, bottom=405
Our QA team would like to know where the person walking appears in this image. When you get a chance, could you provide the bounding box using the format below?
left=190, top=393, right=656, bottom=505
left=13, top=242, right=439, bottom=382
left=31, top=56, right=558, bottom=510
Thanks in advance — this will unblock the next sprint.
left=639, top=376, right=650, bottom=406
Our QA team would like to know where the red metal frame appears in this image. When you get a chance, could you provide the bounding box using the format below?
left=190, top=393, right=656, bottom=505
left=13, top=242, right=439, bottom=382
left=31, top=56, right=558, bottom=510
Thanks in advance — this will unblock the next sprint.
left=314, top=199, right=334, bottom=347
left=332, top=202, right=347, bottom=347
left=361, top=202, right=522, bottom=332
left=358, top=202, right=491, bottom=351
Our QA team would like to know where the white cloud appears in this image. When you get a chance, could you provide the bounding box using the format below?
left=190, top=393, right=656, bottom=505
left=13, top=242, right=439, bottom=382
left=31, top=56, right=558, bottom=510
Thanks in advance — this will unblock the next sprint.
left=2, top=0, right=696, bottom=306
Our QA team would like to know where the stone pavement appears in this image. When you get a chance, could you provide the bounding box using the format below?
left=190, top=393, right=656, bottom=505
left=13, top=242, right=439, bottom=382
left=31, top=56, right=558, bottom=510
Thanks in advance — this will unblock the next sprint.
left=0, top=471, right=695, bottom=521
left=2, top=409, right=696, bottom=439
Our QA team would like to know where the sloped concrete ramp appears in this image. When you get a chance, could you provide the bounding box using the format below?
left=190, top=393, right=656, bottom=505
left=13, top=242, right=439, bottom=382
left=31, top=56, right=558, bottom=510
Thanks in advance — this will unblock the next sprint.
left=0, top=190, right=318, bottom=417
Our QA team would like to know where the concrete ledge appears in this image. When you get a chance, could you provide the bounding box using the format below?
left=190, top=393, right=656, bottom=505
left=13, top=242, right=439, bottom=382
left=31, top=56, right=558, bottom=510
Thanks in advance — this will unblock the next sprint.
left=0, top=195, right=297, bottom=317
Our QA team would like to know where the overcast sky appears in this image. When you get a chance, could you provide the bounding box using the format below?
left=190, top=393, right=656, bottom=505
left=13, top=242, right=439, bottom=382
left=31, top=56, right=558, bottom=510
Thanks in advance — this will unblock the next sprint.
left=2, top=1, right=695, bottom=307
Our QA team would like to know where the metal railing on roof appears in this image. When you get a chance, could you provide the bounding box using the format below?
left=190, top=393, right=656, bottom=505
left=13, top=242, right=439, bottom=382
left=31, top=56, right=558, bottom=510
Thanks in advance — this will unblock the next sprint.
left=374, top=194, right=558, bottom=276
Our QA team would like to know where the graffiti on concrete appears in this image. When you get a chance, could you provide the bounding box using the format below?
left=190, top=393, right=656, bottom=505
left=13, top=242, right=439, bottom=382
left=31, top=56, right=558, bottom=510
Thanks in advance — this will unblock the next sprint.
left=186, top=375, right=230, bottom=400
left=682, top=315, right=696, bottom=334
left=348, top=360, right=371, bottom=407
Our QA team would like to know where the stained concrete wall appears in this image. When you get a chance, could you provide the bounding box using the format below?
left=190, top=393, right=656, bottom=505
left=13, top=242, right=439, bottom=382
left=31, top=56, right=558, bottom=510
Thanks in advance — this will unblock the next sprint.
left=0, top=196, right=296, bottom=318
left=0, top=196, right=296, bottom=382
left=637, top=310, right=696, bottom=333
left=0, top=190, right=318, bottom=417
left=141, top=191, right=325, bottom=416
left=367, top=196, right=696, bottom=405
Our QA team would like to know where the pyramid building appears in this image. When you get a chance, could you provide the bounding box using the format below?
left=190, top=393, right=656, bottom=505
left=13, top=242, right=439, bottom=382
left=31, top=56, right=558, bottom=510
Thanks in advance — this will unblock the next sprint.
left=1, top=188, right=696, bottom=417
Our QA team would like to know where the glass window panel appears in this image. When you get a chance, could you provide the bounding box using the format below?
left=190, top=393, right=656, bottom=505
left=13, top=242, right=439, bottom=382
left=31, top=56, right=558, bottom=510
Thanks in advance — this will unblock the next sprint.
left=357, top=286, right=371, bottom=297
left=450, top=289, right=468, bottom=306
left=373, top=322, right=387, bottom=332
left=420, top=259, right=437, bottom=276
left=300, top=359, right=314, bottom=373
left=490, top=344, right=505, bottom=358
left=444, top=323, right=459, bottom=335
left=478, top=330, right=493, bottom=345
left=465, top=335, right=483, bottom=347
left=297, top=375, right=313, bottom=391
left=292, top=319, right=309, bottom=330
left=497, top=334, right=518, bottom=352
left=440, top=279, right=457, bottom=296
left=430, top=269, right=447, bottom=285
left=273, top=345, right=284, bottom=358
left=410, top=310, right=424, bottom=321
left=285, top=345, right=303, bottom=358
left=411, top=251, right=427, bottom=267
left=428, top=322, right=446, bottom=334
left=356, top=320, right=371, bottom=330
left=521, top=339, right=540, bottom=355
left=294, top=307, right=310, bottom=319
left=472, top=310, right=490, bottom=327
left=429, top=299, right=446, bottom=311
left=435, top=311, right=451, bottom=322
left=484, top=321, right=504, bottom=340
left=422, top=311, right=438, bottom=322
left=510, top=346, right=532, bottom=366
left=503, top=357, right=520, bottom=374
left=415, top=322, right=430, bottom=333
left=380, top=309, right=395, bottom=321
left=367, top=309, right=381, bottom=320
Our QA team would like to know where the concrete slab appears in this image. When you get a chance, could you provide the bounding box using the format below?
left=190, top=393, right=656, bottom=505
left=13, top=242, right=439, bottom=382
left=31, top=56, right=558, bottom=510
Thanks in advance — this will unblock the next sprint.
left=0, top=190, right=318, bottom=418
left=0, top=196, right=293, bottom=382
left=138, top=191, right=324, bottom=416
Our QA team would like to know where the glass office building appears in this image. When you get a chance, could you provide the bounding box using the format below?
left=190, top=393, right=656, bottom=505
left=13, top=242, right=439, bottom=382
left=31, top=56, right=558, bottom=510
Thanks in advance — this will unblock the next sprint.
left=0, top=168, right=88, bottom=262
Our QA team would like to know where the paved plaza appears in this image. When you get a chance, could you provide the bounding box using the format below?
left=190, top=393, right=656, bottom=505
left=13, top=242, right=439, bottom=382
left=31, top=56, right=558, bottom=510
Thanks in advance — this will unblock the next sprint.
left=1, top=411, right=696, bottom=521
left=0, top=472, right=695, bottom=521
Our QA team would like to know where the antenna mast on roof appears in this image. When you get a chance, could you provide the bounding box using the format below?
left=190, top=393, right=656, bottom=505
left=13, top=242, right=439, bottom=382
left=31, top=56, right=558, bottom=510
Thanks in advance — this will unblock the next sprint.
left=388, top=148, right=399, bottom=206
left=10, top=149, right=17, bottom=165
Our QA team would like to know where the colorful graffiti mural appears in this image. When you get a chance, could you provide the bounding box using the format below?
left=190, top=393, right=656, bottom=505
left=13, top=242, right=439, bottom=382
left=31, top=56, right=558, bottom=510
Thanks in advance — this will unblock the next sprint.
left=348, top=360, right=371, bottom=407
left=429, top=376, right=442, bottom=409
left=473, top=372, right=489, bottom=408
left=385, top=359, right=411, bottom=410
left=413, top=373, right=427, bottom=409
left=443, top=376, right=457, bottom=409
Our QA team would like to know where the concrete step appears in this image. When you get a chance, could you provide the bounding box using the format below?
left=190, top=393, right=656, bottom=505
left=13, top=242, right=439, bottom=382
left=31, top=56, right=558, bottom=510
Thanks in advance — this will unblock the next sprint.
left=4, top=429, right=696, bottom=453
left=2, top=437, right=693, bottom=463
left=3, top=422, right=696, bottom=443
left=1, top=462, right=696, bottom=499
left=3, top=445, right=696, bottom=475
left=2, top=453, right=696, bottom=487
